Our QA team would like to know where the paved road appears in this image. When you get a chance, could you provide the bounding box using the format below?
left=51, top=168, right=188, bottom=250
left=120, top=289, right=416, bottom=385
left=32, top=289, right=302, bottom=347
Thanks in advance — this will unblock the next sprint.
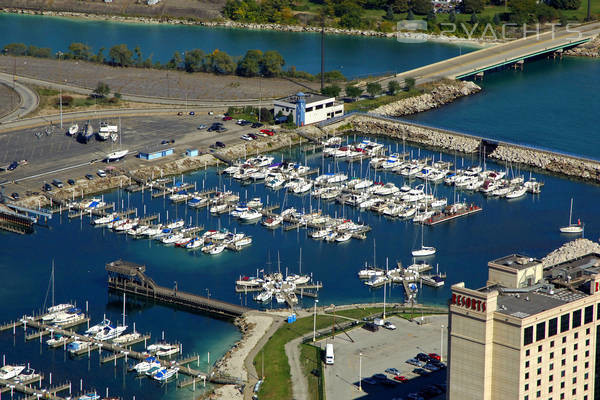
left=0, top=72, right=39, bottom=122
left=383, top=22, right=600, bottom=86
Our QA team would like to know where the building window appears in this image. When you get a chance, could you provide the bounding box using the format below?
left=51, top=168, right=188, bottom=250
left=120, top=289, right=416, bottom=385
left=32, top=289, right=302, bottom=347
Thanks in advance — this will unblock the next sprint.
left=306, top=107, right=313, bottom=112
left=561, top=314, right=570, bottom=333
left=549, top=318, right=558, bottom=337
left=526, top=361, right=530, bottom=368
left=574, top=355, right=578, bottom=362
left=586, top=327, right=590, bottom=335
left=315, top=104, right=323, bottom=110
left=573, top=378, right=577, bottom=385
left=525, top=372, right=530, bottom=379
left=537, top=379, right=541, bottom=387
left=586, top=339, right=590, bottom=346
left=575, top=332, right=579, bottom=339
left=573, top=309, right=582, bottom=328
left=562, top=336, right=567, bottom=344
left=325, top=102, right=333, bottom=108
left=550, top=352, right=554, bottom=359
left=561, top=359, right=566, bottom=366
left=550, top=363, right=554, bottom=370
left=536, top=322, right=546, bottom=341
left=584, top=305, right=593, bottom=324
left=537, top=368, right=542, bottom=375
left=573, top=366, right=577, bottom=373
left=536, top=391, right=541, bottom=398
left=525, top=384, right=529, bottom=391
left=572, top=389, right=576, bottom=396
left=538, top=356, right=542, bottom=364
left=560, top=393, right=564, bottom=399
left=574, top=343, right=578, bottom=350
left=549, top=374, right=553, bottom=381
left=549, top=386, right=553, bottom=393
left=551, top=340, right=555, bottom=348
left=585, top=361, right=589, bottom=368
left=597, top=303, right=600, bottom=319
left=525, top=326, right=534, bottom=345
left=561, top=370, right=565, bottom=378
left=561, top=348, right=566, bottom=355
left=538, top=345, right=543, bottom=352
left=585, top=372, right=589, bottom=380
left=526, top=349, right=531, bottom=356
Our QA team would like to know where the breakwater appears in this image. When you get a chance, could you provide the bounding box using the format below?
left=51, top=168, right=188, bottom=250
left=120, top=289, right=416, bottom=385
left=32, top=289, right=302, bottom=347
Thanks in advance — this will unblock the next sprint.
left=319, top=113, right=600, bottom=183
left=564, top=34, right=600, bottom=57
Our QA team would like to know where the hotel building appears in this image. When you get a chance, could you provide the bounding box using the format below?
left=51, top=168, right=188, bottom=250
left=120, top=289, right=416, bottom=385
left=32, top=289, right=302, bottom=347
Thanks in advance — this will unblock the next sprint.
left=448, top=252, right=600, bottom=400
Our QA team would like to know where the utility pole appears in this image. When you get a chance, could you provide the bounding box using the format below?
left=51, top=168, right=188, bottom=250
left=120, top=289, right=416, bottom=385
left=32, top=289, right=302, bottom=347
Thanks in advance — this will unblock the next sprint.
left=59, top=88, right=63, bottom=130
left=320, top=16, right=325, bottom=92
left=258, top=74, right=263, bottom=123
left=312, top=299, right=319, bottom=342
left=358, top=352, right=363, bottom=391
left=440, top=325, right=444, bottom=362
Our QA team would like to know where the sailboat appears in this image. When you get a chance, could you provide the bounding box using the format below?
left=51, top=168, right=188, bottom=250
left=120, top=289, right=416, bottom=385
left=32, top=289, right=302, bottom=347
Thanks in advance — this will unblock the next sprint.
left=411, top=225, right=436, bottom=257
left=105, top=117, right=129, bottom=162
left=67, top=123, right=79, bottom=136
left=560, top=198, right=583, bottom=234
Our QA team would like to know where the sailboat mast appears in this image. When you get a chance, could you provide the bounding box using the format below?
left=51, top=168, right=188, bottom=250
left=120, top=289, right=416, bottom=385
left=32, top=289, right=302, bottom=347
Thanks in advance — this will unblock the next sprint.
left=51, top=260, right=55, bottom=308
left=569, top=198, right=573, bottom=226
left=122, top=292, right=126, bottom=327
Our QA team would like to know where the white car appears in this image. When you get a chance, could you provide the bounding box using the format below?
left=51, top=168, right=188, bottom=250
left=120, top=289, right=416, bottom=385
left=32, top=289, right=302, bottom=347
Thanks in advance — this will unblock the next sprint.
left=384, top=321, right=397, bottom=330
left=241, top=135, right=253, bottom=141
left=373, top=318, right=384, bottom=326
left=97, top=169, right=107, bottom=177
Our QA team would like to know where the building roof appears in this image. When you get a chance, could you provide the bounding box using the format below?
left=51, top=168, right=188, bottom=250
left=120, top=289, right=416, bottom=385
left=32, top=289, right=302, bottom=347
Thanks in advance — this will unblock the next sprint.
left=490, top=254, right=541, bottom=270
left=276, top=93, right=333, bottom=105
left=139, top=146, right=174, bottom=155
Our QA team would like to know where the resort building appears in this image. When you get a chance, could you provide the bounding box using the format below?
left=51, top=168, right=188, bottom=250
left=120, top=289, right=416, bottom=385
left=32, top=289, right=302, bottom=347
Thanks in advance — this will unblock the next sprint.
left=448, top=252, right=600, bottom=400
left=273, top=92, right=344, bottom=127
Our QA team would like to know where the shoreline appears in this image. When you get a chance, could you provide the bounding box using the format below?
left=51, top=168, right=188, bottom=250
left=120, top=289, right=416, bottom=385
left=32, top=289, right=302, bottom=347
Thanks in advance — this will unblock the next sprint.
left=0, top=8, right=493, bottom=47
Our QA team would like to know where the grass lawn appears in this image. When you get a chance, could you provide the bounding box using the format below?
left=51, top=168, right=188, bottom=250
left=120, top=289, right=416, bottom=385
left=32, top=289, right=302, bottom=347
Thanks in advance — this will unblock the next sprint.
left=329, top=305, right=447, bottom=321
left=344, top=89, right=423, bottom=113
left=300, top=343, right=326, bottom=400
left=563, top=0, right=600, bottom=20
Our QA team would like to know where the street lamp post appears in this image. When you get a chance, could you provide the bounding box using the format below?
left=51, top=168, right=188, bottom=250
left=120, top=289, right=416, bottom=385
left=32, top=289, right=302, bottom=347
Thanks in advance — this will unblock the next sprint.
left=312, top=299, right=319, bottom=342
left=359, top=352, right=363, bottom=391
left=440, top=324, right=444, bottom=362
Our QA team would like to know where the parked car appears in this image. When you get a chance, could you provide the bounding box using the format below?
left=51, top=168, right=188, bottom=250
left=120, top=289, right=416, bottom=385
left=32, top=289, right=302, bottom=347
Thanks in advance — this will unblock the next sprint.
left=189, top=111, right=195, bottom=116
left=384, top=321, right=396, bottom=330
left=85, top=174, right=94, bottom=180
left=260, top=129, right=274, bottom=136
left=248, top=133, right=258, bottom=140
left=10, top=192, right=19, bottom=200
left=197, top=124, right=207, bottom=130
left=251, top=122, right=264, bottom=128
left=413, top=368, right=428, bottom=375
left=97, top=170, right=107, bottom=178
left=222, top=116, right=233, bottom=121
left=52, top=179, right=64, bottom=188
left=177, top=112, right=183, bottom=116
left=362, top=378, right=377, bottom=385
left=406, top=358, right=424, bottom=367
left=428, top=353, right=441, bottom=361
left=43, top=183, right=53, bottom=192
left=385, top=368, right=400, bottom=375
left=363, top=322, right=379, bottom=332
left=241, top=135, right=253, bottom=141
left=7, top=161, right=18, bottom=171
left=215, top=141, right=226, bottom=148
left=416, top=353, right=430, bottom=362
left=372, top=373, right=387, bottom=381
left=393, top=375, right=408, bottom=383
left=423, top=363, right=439, bottom=372
left=208, top=111, right=214, bottom=115
left=67, top=179, right=75, bottom=185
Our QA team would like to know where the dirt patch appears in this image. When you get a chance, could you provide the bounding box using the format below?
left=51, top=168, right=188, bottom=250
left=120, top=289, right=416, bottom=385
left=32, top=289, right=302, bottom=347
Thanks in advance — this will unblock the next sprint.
left=0, top=82, right=19, bottom=118
left=0, top=56, right=321, bottom=101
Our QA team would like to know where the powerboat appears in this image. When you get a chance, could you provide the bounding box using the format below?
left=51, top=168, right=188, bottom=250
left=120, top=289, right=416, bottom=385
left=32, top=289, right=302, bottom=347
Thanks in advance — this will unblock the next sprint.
left=239, top=209, right=262, bottom=222
left=133, top=356, right=160, bottom=374
left=94, top=325, right=128, bottom=341
left=0, top=365, right=25, bottom=380
left=112, top=332, right=141, bottom=345
left=262, top=216, right=283, bottom=228
left=105, top=149, right=129, bottom=162
left=68, top=123, right=79, bottom=136
left=67, top=340, right=91, bottom=354
left=335, top=232, right=352, bottom=242
left=85, top=318, right=111, bottom=335
left=505, top=185, right=527, bottom=199
left=78, top=393, right=100, bottom=400
left=153, top=367, right=179, bottom=382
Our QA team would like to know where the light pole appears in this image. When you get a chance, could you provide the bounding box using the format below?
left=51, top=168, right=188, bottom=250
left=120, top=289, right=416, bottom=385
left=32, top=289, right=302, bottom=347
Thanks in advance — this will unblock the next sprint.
left=205, top=288, right=211, bottom=300
left=312, top=299, right=319, bottom=342
left=440, top=324, right=444, bottom=362
left=358, top=352, right=363, bottom=391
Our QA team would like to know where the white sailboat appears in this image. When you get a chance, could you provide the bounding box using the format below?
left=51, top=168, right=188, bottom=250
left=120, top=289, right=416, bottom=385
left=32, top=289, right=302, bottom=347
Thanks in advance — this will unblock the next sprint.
left=411, top=225, right=436, bottom=257
left=105, top=118, right=128, bottom=162
left=560, top=198, right=583, bottom=234
left=68, top=123, right=79, bottom=136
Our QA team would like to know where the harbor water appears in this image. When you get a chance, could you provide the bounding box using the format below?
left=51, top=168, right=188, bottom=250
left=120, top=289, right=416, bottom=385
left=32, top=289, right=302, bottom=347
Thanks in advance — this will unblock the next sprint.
left=1, top=136, right=600, bottom=398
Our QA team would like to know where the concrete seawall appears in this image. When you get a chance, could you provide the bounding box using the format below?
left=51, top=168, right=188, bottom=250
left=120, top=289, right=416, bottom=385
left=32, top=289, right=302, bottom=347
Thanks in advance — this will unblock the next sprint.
left=319, top=113, right=600, bottom=183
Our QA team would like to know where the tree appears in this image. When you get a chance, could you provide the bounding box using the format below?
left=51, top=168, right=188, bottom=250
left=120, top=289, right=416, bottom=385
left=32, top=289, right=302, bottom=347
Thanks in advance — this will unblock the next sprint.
left=366, top=82, right=382, bottom=97
left=559, top=12, right=568, bottom=25
left=321, top=85, right=341, bottom=97
left=91, top=47, right=105, bottom=63
left=108, top=44, right=134, bottom=67
left=387, top=80, right=401, bottom=95
left=205, top=50, right=235, bottom=74
left=536, top=3, right=558, bottom=22
left=339, top=4, right=363, bottom=28
left=133, top=45, right=143, bottom=67
left=93, top=82, right=111, bottom=98
left=345, top=84, right=363, bottom=99
left=237, top=49, right=263, bottom=77
left=412, top=0, right=432, bottom=15
left=509, top=0, right=537, bottom=22
left=407, top=9, right=415, bottom=20
left=493, top=13, right=501, bottom=24
left=393, top=0, right=410, bottom=13
left=426, top=10, right=437, bottom=25
left=166, top=51, right=183, bottom=70
left=449, top=10, right=457, bottom=23
left=3, top=43, right=27, bottom=56
left=549, top=0, right=581, bottom=9
left=260, top=50, right=285, bottom=77
left=404, top=77, right=416, bottom=91
left=184, top=49, right=206, bottom=72
left=470, top=12, right=479, bottom=24
left=67, top=42, right=92, bottom=60
left=26, top=45, right=51, bottom=58
left=462, top=0, right=484, bottom=13
left=384, top=6, right=395, bottom=20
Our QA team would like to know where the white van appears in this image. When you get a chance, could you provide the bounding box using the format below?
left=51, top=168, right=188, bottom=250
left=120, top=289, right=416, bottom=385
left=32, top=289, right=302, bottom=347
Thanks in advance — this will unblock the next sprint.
left=325, top=343, right=334, bottom=365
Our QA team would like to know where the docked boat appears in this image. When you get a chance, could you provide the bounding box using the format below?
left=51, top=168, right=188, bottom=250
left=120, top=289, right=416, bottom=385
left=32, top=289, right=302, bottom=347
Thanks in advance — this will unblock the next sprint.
left=112, top=332, right=141, bottom=345
left=92, top=213, right=118, bottom=226
left=147, top=343, right=179, bottom=357
left=153, top=367, right=179, bottom=382
left=208, top=244, right=226, bottom=255
left=97, top=122, right=117, bottom=141
left=185, top=238, right=203, bottom=249
left=335, top=232, right=352, bottom=242
left=161, top=233, right=184, bottom=244
left=0, top=365, right=25, bottom=380
left=94, top=325, right=128, bottom=341
left=133, top=356, right=160, bottom=374
left=239, top=209, right=263, bottom=222
left=85, top=318, right=111, bottom=335
left=311, top=228, right=330, bottom=239
left=78, top=393, right=101, bottom=400
left=262, top=216, right=283, bottom=228
left=365, top=275, right=388, bottom=287
left=67, top=340, right=91, bottom=354
left=105, top=149, right=129, bottom=162
left=47, top=334, right=68, bottom=346
left=560, top=198, right=583, bottom=234
left=15, top=367, right=37, bottom=382
left=255, top=290, right=273, bottom=303
left=412, top=226, right=436, bottom=257
left=53, top=308, right=85, bottom=326
left=358, top=267, right=384, bottom=279
left=505, top=185, right=527, bottom=199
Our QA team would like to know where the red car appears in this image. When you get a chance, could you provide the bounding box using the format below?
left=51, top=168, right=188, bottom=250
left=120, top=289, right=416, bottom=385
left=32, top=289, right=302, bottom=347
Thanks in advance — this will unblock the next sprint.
left=260, top=129, right=274, bottom=136
left=394, top=375, right=408, bottom=382
left=222, top=116, right=233, bottom=121
left=428, top=353, right=441, bottom=361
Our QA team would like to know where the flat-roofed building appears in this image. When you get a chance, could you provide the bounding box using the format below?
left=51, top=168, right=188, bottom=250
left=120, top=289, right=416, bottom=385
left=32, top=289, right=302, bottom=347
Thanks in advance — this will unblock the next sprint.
left=273, top=92, right=343, bottom=126
left=448, top=252, right=600, bottom=400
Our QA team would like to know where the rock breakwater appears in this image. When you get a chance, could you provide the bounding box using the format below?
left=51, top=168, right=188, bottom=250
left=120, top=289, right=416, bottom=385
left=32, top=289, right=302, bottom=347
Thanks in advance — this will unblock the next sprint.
left=564, top=35, right=600, bottom=57
left=542, top=239, right=600, bottom=268
left=372, top=81, right=481, bottom=116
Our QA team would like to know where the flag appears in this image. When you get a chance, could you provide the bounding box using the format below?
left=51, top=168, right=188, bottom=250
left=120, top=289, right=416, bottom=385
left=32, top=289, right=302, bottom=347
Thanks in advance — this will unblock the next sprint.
left=578, top=219, right=581, bottom=225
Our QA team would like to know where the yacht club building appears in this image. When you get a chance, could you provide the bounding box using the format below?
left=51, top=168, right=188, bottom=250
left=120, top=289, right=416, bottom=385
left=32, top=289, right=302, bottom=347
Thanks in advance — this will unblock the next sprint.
left=273, top=92, right=344, bottom=126
left=448, top=252, right=600, bottom=400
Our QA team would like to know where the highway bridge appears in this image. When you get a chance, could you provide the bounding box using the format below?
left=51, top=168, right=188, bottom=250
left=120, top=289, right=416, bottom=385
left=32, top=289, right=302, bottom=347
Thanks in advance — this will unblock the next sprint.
left=386, top=21, right=600, bottom=84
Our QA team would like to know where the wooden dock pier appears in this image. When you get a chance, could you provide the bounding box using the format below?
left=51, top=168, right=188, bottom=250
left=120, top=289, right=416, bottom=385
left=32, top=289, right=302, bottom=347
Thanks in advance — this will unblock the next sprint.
left=106, top=260, right=250, bottom=318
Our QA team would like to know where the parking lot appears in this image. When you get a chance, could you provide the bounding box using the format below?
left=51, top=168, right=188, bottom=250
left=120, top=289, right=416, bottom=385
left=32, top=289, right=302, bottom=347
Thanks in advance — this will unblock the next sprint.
left=318, top=315, right=448, bottom=400
left=0, top=112, right=271, bottom=196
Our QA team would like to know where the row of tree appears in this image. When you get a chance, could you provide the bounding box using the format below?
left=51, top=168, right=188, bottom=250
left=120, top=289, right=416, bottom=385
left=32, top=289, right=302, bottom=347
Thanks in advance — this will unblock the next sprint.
left=321, top=78, right=416, bottom=99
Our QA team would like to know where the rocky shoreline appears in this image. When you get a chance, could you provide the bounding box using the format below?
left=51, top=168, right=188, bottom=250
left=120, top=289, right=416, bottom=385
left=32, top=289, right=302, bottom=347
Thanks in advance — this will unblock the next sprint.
left=542, top=239, right=600, bottom=268
left=372, top=81, right=481, bottom=117
left=564, top=34, right=600, bottom=57
left=0, top=8, right=491, bottom=45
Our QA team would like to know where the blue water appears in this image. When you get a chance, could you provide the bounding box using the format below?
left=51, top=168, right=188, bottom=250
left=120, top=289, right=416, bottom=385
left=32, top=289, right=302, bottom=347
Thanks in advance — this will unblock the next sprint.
left=406, top=56, right=600, bottom=159
left=0, top=13, right=472, bottom=78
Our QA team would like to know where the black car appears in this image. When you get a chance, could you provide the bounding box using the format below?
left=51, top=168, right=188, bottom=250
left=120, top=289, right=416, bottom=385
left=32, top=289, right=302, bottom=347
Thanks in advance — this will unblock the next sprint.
left=363, top=322, right=379, bottom=332
left=67, top=179, right=75, bottom=185
left=189, top=111, right=195, bottom=116
left=52, top=179, right=64, bottom=188
left=413, top=368, right=428, bottom=375
left=10, top=192, right=19, bottom=200
left=372, top=373, right=387, bottom=381
left=7, top=161, right=18, bottom=171
left=85, top=174, right=94, bottom=180
left=248, top=133, right=258, bottom=140
left=251, top=122, right=264, bottom=128
left=43, top=183, right=53, bottom=192
left=215, top=141, right=226, bottom=148
left=207, top=123, right=223, bottom=132
left=416, top=353, right=430, bottom=362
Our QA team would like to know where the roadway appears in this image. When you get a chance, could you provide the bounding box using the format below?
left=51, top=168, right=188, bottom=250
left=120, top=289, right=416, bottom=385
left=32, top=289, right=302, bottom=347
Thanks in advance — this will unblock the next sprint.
left=385, top=21, right=600, bottom=85
left=0, top=72, right=39, bottom=122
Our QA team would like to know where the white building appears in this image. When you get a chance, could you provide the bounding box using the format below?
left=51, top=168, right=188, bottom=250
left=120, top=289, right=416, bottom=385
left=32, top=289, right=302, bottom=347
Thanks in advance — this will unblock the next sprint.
left=273, top=92, right=344, bottom=127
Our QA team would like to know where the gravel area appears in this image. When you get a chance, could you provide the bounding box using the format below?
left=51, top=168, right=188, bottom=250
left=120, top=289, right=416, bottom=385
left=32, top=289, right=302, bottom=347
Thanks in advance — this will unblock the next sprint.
left=0, top=82, right=19, bottom=117
left=0, top=56, right=320, bottom=101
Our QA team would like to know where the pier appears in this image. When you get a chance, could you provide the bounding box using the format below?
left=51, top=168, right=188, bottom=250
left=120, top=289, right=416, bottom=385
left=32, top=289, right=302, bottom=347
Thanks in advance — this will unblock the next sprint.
left=106, top=260, right=250, bottom=318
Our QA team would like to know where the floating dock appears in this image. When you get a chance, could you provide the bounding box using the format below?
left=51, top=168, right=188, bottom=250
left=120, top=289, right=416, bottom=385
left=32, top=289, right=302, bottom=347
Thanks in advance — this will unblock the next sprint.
left=423, top=204, right=482, bottom=226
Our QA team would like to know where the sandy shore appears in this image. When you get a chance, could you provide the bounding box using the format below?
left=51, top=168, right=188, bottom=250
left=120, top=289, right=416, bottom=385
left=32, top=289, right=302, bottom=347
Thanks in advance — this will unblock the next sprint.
left=211, top=313, right=275, bottom=400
